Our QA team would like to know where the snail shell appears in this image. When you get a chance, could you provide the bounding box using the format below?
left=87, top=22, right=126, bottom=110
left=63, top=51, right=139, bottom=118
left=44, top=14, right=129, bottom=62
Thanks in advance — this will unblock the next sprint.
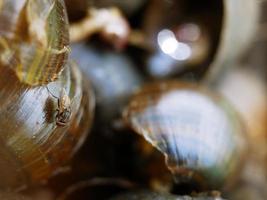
left=0, top=0, right=70, bottom=86
left=123, top=81, right=247, bottom=190
left=0, top=191, right=31, bottom=200
left=0, top=61, right=95, bottom=189
left=71, top=43, right=143, bottom=123
left=205, top=0, right=259, bottom=83
left=55, top=178, right=135, bottom=200
left=142, top=0, right=258, bottom=80
left=110, top=190, right=226, bottom=200
left=145, top=23, right=210, bottom=78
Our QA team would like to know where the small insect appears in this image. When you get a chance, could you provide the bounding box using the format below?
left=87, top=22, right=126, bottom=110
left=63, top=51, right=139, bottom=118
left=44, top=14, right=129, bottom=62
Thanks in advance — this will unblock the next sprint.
left=46, top=87, right=72, bottom=126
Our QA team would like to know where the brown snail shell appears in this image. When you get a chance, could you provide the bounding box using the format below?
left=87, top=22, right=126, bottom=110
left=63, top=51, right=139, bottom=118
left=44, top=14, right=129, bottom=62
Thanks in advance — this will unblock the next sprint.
left=123, top=81, right=247, bottom=190
left=0, top=0, right=70, bottom=86
left=0, top=187, right=54, bottom=200
left=0, top=191, right=31, bottom=200
left=21, top=186, right=55, bottom=200
left=110, top=190, right=226, bottom=200
left=0, top=61, right=95, bottom=189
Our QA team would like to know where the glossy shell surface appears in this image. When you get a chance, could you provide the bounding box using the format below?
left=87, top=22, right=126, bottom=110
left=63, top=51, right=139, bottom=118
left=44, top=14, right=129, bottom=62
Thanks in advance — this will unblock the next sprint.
left=124, top=81, right=246, bottom=189
left=0, top=62, right=94, bottom=189
left=0, top=0, right=70, bottom=85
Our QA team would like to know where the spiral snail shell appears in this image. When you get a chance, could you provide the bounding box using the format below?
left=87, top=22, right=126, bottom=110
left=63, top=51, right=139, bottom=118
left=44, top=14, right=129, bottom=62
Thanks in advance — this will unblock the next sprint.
left=0, top=61, right=95, bottom=189
left=0, top=0, right=70, bottom=86
left=123, top=81, right=247, bottom=190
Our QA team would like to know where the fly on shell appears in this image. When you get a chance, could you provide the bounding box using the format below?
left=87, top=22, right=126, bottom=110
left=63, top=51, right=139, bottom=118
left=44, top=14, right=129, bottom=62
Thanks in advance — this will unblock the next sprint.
left=56, top=88, right=72, bottom=126
left=47, top=87, right=72, bottom=126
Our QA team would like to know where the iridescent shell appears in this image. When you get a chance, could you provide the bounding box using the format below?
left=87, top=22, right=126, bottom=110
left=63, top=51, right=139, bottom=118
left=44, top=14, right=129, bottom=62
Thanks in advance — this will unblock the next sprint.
left=0, top=0, right=69, bottom=86
left=123, top=81, right=247, bottom=189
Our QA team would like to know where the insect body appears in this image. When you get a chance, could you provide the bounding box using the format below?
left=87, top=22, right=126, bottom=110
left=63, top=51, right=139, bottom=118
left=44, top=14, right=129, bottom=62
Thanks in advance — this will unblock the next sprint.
left=56, top=89, right=72, bottom=126
left=46, top=87, right=72, bottom=126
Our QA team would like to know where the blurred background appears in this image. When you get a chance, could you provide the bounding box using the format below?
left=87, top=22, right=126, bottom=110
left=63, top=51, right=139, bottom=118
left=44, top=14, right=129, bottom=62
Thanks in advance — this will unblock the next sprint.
left=1, top=0, right=267, bottom=199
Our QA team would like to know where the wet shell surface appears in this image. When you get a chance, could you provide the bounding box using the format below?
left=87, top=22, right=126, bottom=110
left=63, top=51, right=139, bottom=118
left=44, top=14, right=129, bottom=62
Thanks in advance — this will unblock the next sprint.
left=0, top=0, right=70, bottom=86
left=123, top=81, right=246, bottom=189
left=0, top=61, right=95, bottom=189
